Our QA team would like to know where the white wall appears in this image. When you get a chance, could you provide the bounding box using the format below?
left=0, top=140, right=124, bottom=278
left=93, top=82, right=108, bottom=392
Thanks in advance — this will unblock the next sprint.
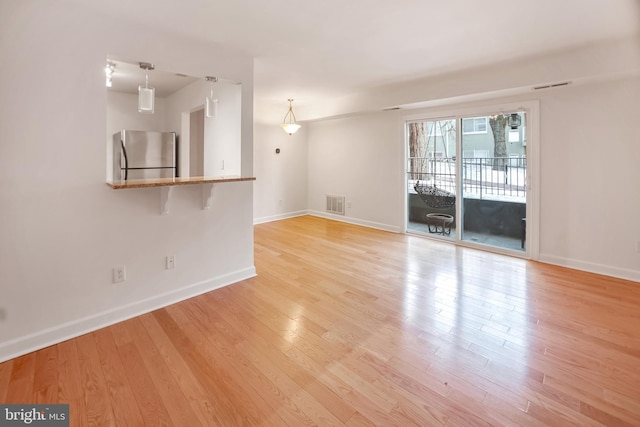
left=203, top=82, right=242, bottom=177
left=535, top=77, right=640, bottom=278
left=253, top=123, right=308, bottom=223
left=0, top=0, right=255, bottom=362
left=307, top=114, right=404, bottom=231
left=189, top=109, right=205, bottom=177
left=304, top=76, right=640, bottom=282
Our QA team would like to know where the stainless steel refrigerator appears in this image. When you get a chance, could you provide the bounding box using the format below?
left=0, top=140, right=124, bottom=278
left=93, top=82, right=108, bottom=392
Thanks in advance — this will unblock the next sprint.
left=113, top=130, right=177, bottom=180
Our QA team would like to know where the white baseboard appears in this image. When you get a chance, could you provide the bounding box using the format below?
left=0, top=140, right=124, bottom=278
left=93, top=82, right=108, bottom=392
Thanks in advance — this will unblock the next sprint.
left=253, top=210, right=308, bottom=225
left=254, top=210, right=401, bottom=234
left=0, top=266, right=257, bottom=363
left=539, top=254, right=640, bottom=283
left=307, top=210, right=401, bottom=233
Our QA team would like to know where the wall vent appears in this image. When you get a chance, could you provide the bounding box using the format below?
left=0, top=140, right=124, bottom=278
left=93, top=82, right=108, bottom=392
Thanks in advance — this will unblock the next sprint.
left=326, top=195, right=346, bottom=215
left=533, top=81, right=571, bottom=91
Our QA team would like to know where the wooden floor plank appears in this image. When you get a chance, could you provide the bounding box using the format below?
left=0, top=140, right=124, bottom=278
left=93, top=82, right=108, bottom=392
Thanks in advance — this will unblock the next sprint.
left=92, top=327, right=146, bottom=427
left=0, top=215, right=639, bottom=426
left=75, top=333, right=116, bottom=427
left=170, top=301, right=284, bottom=426
left=137, top=313, right=224, bottom=426
left=56, top=340, right=82, bottom=403
left=235, top=339, right=343, bottom=426
left=56, top=340, right=86, bottom=427
left=0, top=359, right=13, bottom=403
left=125, top=316, right=205, bottom=426
left=33, top=345, right=58, bottom=404
left=4, top=353, right=36, bottom=404
left=153, top=309, right=242, bottom=425
left=115, top=339, right=174, bottom=427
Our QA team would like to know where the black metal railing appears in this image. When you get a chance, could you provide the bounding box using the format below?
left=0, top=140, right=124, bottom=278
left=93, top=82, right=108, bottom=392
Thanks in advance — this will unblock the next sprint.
left=408, top=156, right=526, bottom=201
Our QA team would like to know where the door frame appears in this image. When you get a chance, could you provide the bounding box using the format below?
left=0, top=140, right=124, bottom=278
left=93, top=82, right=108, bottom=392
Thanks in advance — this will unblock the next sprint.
left=403, top=100, right=540, bottom=260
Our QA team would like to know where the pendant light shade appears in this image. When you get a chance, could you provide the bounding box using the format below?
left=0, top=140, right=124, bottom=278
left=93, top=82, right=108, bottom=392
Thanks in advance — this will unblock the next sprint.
left=138, top=62, right=155, bottom=114
left=205, top=76, right=218, bottom=118
left=281, top=98, right=301, bottom=135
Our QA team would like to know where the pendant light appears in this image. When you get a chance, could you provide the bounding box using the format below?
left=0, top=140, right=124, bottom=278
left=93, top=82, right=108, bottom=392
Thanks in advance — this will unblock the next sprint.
left=205, top=76, right=218, bottom=118
left=138, top=62, right=155, bottom=114
left=281, top=98, right=301, bottom=135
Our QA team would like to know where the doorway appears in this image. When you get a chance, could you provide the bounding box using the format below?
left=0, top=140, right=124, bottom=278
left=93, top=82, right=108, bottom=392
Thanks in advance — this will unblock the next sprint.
left=407, top=118, right=457, bottom=240
left=189, top=108, right=205, bottom=177
left=459, top=112, right=527, bottom=251
left=406, top=103, right=536, bottom=256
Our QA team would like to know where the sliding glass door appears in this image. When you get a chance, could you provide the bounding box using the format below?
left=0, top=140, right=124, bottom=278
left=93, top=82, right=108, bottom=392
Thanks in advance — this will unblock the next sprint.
left=460, top=112, right=527, bottom=251
left=407, top=119, right=457, bottom=240
left=407, top=110, right=529, bottom=253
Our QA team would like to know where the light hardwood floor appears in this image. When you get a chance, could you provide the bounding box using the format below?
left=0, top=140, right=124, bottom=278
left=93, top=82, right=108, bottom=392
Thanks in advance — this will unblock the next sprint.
left=1, top=215, right=640, bottom=426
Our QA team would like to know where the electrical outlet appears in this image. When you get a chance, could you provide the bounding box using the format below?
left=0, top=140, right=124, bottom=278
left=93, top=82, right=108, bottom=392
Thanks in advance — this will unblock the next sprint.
left=0, top=307, right=6, bottom=321
left=636, top=240, right=640, bottom=254
left=112, top=266, right=126, bottom=283
left=166, top=255, right=176, bottom=270
left=347, top=201, right=352, bottom=208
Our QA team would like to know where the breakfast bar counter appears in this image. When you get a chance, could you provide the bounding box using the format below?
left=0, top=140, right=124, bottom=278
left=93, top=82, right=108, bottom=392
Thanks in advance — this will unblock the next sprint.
left=107, top=176, right=256, bottom=189
left=106, top=176, right=256, bottom=214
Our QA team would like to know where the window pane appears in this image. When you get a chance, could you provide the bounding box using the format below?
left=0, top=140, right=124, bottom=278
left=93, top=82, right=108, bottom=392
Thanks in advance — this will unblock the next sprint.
left=462, top=119, right=474, bottom=133
left=475, top=118, right=487, bottom=132
left=463, top=117, right=487, bottom=133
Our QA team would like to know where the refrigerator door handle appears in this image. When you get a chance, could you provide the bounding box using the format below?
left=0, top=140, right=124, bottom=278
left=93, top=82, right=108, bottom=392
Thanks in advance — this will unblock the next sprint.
left=120, top=139, right=129, bottom=180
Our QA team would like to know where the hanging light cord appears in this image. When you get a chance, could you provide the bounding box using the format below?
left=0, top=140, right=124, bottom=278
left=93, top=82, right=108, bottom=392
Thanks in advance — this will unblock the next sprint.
left=139, top=62, right=155, bottom=89
left=206, top=76, right=218, bottom=99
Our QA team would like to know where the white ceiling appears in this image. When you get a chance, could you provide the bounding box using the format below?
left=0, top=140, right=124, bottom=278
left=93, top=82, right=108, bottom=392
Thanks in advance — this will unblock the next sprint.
left=89, top=0, right=639, bottom=118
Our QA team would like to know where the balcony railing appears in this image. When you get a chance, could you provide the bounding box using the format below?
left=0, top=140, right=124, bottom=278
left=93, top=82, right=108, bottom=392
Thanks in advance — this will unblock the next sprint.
left=407, top=156, right=526, bottom=202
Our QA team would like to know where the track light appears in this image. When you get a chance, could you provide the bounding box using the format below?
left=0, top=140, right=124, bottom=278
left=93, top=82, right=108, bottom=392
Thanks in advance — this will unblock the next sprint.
left=105, top=61, right=115, bottom=88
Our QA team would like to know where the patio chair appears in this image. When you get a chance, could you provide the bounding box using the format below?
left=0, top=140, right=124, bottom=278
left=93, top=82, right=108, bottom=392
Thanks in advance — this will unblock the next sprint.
left=414, top=181, right=456, bottom=209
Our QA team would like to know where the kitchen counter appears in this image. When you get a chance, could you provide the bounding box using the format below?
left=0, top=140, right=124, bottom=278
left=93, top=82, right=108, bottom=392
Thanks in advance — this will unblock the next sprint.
left=106, top=176, right=256, bottom=214
left=106, top=176, right=256, bottom=189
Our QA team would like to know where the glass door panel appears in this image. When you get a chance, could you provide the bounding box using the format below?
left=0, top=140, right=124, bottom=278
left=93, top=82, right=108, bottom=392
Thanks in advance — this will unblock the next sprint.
left=407, top=119, right=457, bottom=239
left=460, top=113, right=527, bottom=251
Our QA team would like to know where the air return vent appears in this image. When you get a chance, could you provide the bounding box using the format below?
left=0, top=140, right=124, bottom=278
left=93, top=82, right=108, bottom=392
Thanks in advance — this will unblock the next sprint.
left=533, top=81, right=571, bottom=91
left=326, top=195, right=346, bottom=215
